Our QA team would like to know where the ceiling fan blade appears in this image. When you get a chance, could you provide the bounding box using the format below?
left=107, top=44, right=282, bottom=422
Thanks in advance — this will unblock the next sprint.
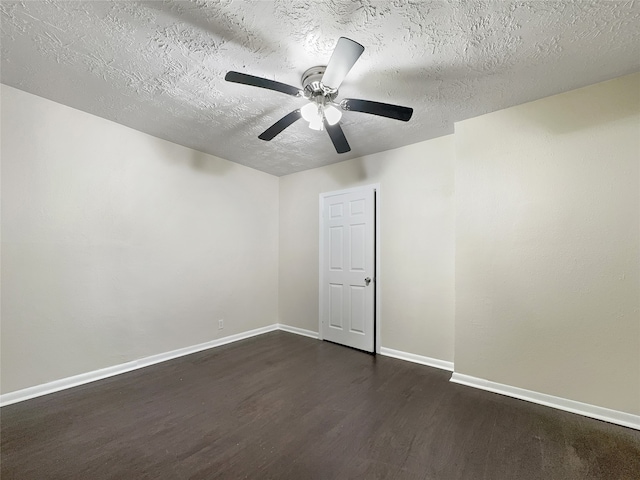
left=225, top=71, right=302, bottom=97
left=321, top=37, right=364, bottom=90
left=341, top=98, right=413, bottom=122
left=324, top=119, right=351, bottom=154
left=258, top=110, right=302, bottom=141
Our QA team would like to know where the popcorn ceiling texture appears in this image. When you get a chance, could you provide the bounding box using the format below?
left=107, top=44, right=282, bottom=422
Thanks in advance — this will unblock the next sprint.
left=1, top=0, right=638, bottom=176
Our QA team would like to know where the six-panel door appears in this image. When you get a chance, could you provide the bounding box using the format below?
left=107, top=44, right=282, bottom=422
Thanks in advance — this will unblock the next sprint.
left=321, top=187, right=374, bottom=352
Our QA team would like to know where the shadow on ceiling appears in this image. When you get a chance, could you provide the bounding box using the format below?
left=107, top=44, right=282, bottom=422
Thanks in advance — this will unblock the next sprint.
left=142, top=1, right=279, bottom=54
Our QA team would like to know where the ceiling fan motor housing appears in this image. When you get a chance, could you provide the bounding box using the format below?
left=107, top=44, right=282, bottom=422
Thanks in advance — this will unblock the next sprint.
left=302, top=66, right=337, bottom=104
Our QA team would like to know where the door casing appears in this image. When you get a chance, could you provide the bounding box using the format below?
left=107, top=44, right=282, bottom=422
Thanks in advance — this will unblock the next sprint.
left=318, top=184, right=381, bottom=353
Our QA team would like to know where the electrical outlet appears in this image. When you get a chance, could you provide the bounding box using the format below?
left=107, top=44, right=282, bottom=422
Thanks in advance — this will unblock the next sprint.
left=218, top=319, right=224, bottom=330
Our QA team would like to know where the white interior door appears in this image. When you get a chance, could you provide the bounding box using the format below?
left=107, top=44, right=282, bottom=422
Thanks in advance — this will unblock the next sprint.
left=320, top=186, right=375, bottom=352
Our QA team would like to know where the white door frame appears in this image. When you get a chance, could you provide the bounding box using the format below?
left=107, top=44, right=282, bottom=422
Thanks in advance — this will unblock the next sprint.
left=319, top=184, right=381, bottom=354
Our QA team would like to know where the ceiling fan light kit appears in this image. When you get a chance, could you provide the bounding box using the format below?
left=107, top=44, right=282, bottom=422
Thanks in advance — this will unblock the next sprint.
left=225, top=37, right=413, bottom=154
left=300, top=102, right=342, bottom=129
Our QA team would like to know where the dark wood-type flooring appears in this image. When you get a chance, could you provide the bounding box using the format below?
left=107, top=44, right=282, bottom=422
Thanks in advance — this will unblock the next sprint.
left=2, top=331, right=639, bottom=479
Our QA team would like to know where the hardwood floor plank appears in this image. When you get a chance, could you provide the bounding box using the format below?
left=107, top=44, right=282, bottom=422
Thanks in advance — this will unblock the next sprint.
left=2, top=331, right=639, bottom=479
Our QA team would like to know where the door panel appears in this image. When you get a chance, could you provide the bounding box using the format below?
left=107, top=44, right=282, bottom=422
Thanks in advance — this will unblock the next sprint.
left=321, top=187, right=375, bottom=352
left=350, top=224, right=365, bottom=270
left=330, top=227, right=344, bottom=270
left=349, top=286, right=366, bottom=333
left=329, top=284, right=343, bottom=328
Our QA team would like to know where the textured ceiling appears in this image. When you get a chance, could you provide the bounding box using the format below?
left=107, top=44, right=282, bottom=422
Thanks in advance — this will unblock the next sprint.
left=1, top=1, right=639, bottom=176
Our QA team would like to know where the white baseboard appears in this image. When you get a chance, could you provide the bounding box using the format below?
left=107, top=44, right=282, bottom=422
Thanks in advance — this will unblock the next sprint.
left=277, top=324, right=319, bottom=339
left=5, top=328, right=637, bottom=432
left=379, top=347, right=454, bottom=372
left=450, top=372, right=640, bottom=431
left=0, top=324, right=279, bottom=408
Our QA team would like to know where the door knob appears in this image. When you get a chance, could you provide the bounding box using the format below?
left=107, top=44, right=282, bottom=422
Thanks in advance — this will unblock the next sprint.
left=365, top=277, right=371, bottom=286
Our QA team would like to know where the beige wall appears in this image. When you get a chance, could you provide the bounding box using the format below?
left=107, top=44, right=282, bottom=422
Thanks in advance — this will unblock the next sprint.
left=279, top=137, right=456, bottom=362
left=454, top=73, right=640, bottom=415
left=1, top=85, right=279, bottom=394
left=3, top=72, right=638, bottom=418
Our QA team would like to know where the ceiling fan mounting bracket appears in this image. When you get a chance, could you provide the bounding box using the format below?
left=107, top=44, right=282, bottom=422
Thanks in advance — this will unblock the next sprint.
left=302, top=66, right=337, bottom=103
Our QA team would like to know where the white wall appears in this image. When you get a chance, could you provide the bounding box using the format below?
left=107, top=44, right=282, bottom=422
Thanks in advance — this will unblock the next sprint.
left=454, top=73, right=640, bottom=415
left=279, top=137, right=456, bottom=362
left=1, top=85, right=279, bottom=394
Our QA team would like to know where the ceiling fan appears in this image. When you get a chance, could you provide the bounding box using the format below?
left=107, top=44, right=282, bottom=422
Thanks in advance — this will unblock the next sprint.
left=225, top=37, right=413, bottom=154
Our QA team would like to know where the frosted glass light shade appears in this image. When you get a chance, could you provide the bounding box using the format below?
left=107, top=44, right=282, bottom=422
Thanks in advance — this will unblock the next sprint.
left=308, top=117, right=323, bottom=130
left=324, top=105, right=342, bottom=125
left=301, top=101, right=340, bottom=130
left=301, top=102, right=320, bottom=122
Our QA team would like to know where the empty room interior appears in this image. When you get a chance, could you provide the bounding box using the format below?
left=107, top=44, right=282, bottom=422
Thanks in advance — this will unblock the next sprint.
left=1, top=1, right=639, bottom=479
